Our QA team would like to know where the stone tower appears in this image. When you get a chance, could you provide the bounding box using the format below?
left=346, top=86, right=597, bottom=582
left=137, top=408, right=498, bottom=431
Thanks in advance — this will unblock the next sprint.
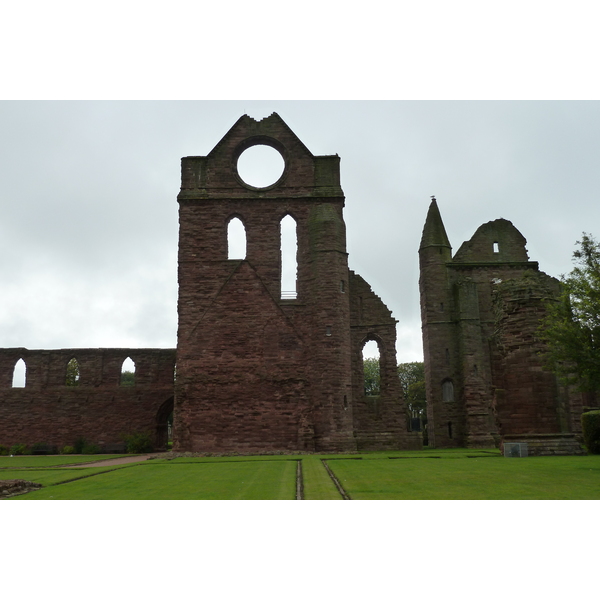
left=172, top=114, right=422, bottom=453
left=419, top=198, right=587, bottom=454
left=173, top=113, right=356, bottom=453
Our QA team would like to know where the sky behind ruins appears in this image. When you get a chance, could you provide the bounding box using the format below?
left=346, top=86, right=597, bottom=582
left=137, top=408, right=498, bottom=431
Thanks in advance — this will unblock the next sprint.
left=3, top=4, right=597, bottom=592
left=1, top=100, right=600, bottom=361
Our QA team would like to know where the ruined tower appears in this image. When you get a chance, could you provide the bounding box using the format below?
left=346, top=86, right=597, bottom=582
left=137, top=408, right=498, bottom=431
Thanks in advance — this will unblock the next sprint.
left=173, top=113, right=420, bottom=453
left=419, top=199, right=587, bottom=454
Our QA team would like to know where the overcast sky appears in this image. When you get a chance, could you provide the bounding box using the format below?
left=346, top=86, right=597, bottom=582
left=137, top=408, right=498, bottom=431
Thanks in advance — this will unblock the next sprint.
left=3, top=3, right=598, bottom=589
left=1, top=100, right=599, bottom=362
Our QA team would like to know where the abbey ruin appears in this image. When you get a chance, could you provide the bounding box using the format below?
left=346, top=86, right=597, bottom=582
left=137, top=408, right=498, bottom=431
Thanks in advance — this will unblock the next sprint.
left=0, top=114, right=594, bottom=454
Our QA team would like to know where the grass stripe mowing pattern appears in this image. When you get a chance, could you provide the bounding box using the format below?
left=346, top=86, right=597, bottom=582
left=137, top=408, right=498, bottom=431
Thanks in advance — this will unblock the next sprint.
left=0, top=455, right=129, bottom=468
left=0, top=467, right=130, bottom=487
left=301, top=457, right=343, bottom=500
left=326, top=455, right=600, bottom=499
left=17, top=460, right=298, bottom=500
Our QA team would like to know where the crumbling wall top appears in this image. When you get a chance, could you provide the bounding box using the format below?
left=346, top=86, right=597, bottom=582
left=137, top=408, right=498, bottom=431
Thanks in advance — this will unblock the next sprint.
left=452, top=218, right=530, bottom=263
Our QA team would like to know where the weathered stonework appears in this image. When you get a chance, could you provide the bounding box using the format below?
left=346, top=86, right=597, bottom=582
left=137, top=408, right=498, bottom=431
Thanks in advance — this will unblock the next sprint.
left=419, top=199, right=594, bottom=453
left=0, top=348, right=175, bottom=451
left=0, top=114, right=419, bottom=454
left=174, top=114, right=420, bottom=453
left=6, top=117, right=588, bottom=456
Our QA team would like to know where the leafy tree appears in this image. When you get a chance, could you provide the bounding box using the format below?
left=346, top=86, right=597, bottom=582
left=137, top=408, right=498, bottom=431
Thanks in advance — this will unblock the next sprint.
left=120, top=370, right=135, bottom=386
left=540, top=233, right=600, bottom=393
left=407, top=380, right=427, bottom=418
left=398, top=362, right=426, bottom=417
left=363, top=357, right=380, bottom=395
left=65, top=358, right=80, bottom=386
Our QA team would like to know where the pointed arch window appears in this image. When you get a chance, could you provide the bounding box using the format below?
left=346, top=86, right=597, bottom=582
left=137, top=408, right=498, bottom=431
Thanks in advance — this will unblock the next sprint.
left=227, top=217, right=247, bottom=260
left=120, top=356, right=136, bottom=387
left=12, top=358, right=26, bottom=388
left=280, top=214, right=297, bottom=299
left=66, top=358, right=80, bottom=386
left=362, top=339, right=381, bottom=396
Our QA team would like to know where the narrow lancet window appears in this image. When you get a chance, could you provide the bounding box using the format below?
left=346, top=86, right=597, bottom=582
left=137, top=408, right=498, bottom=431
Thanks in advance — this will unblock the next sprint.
left=362, top=340, right=381, bottom=396
left=12, top=358, right=26, bottom=388
left=66, top=358, right=80, bottom=386
left=121, top=357, right=136, bottom=387
left=493, top=242, right=499, bottom=253
left=227, top=217, right=246, bottom=259
left=280, top=215, right=297, bottom=299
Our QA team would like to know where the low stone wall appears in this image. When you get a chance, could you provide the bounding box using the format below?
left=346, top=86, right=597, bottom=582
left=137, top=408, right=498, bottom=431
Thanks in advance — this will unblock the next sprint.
left=0, top=348, right=175, bottom=451
left=501, top=433, right=585, bottom=456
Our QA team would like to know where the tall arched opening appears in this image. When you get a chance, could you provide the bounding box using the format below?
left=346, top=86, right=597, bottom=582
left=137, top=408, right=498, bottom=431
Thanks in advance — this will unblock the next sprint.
left=156, top=396, right=174, bottom=450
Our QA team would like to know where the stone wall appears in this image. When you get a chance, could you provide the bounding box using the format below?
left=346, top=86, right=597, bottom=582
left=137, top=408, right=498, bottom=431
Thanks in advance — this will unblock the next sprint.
left=0, top=348, right=175, bottom=450
left=349, top=272, right=421, bottom=450
left=419, top=200, right=594, bottom=452
left=1, top=114, right=420, bottom=455
left=174, top=113, right=417, bottom=453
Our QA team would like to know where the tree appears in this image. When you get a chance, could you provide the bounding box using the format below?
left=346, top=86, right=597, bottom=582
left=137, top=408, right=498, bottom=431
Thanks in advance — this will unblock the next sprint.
left=540, top=233, right=600, bottom=393
left=406, top=380, right=427, bottom=418
left=120, top=370, right=135, bottom=386
left=397, top=362, right=426, bottom=417
left=363, top=357, right=380, bottom=395
left=65, top=358, right=80, bottom=386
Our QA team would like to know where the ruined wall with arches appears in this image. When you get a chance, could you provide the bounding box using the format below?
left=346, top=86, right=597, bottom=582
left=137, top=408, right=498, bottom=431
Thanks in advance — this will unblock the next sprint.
left=0, top=348, right=175, bottom=451
left=174, top=113, right=421, bottom=453
left=349, top=272, right=409, bottom=449
left=0, top=113, right=421, bottom=454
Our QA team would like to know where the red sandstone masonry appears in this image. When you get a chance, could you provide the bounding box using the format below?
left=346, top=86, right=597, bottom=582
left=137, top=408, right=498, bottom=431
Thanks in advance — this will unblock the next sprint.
left=174, top=113, right=417, bottom=453
left=0, top=348, right=175, bottom=449
left=420, top=203, right=592, bottom=451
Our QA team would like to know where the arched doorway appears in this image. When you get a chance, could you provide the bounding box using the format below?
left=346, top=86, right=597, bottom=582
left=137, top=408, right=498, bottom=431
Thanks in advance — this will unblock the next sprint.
left=155, top=397, right=174, bottom=451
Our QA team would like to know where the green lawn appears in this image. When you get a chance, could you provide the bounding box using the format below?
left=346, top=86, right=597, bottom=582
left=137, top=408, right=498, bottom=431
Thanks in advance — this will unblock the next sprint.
left=326, top=454, right=600, bottom=499
left=0, top=455, right=129, bottom=468
left=14, top=460, right=298, bottom=500
left=0, top=466, right=131, bottom=486
left=301, top=457, right=342, bottom=500
left=3, top=450, right=600, bottom=500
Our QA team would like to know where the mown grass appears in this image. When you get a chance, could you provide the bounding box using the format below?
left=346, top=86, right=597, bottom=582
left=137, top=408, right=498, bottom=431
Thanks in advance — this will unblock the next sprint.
left=15, top=460, right=297, bottom=500
left=327, top=454, right=600, bottom=499
left=4, top=450, right=599, bottom=500
left=301, top=457, right=342, bottom=500
left=0, top=455, right=129, bottom=468
left=0, top=466, right=130, bottom=486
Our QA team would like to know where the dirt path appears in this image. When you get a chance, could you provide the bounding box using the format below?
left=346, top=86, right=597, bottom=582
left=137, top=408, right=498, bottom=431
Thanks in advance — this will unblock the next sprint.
left=64, top=453, right=167, bottom=468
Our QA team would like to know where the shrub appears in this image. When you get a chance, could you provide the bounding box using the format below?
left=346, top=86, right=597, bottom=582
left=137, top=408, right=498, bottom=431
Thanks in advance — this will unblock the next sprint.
left=61, top=445, right=75, bottom=455
left=124, top=432, right=154, bottom=454
left=10, top=443, right=29, bottom=455
left=31, top=442, right=57, bottom=455
left=73, top=437, right=87, bottom=454
left=581, top=410, right=600, bottom=454
left=82, top=443, right=100, bottom=455
left=0, top=445, right=9, bottom=456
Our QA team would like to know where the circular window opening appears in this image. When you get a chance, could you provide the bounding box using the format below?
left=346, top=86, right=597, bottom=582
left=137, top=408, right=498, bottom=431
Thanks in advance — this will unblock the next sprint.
left=237, top=145, right=285, bottom=188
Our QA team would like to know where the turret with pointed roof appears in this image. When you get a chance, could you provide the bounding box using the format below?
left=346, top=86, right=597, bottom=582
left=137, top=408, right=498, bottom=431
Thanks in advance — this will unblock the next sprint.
left=419, top=198, right=451, bottom=252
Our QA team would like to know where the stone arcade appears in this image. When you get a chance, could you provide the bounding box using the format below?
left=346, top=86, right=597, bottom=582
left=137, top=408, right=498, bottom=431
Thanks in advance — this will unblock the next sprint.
left=0, top=114, right=594, bottom=454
